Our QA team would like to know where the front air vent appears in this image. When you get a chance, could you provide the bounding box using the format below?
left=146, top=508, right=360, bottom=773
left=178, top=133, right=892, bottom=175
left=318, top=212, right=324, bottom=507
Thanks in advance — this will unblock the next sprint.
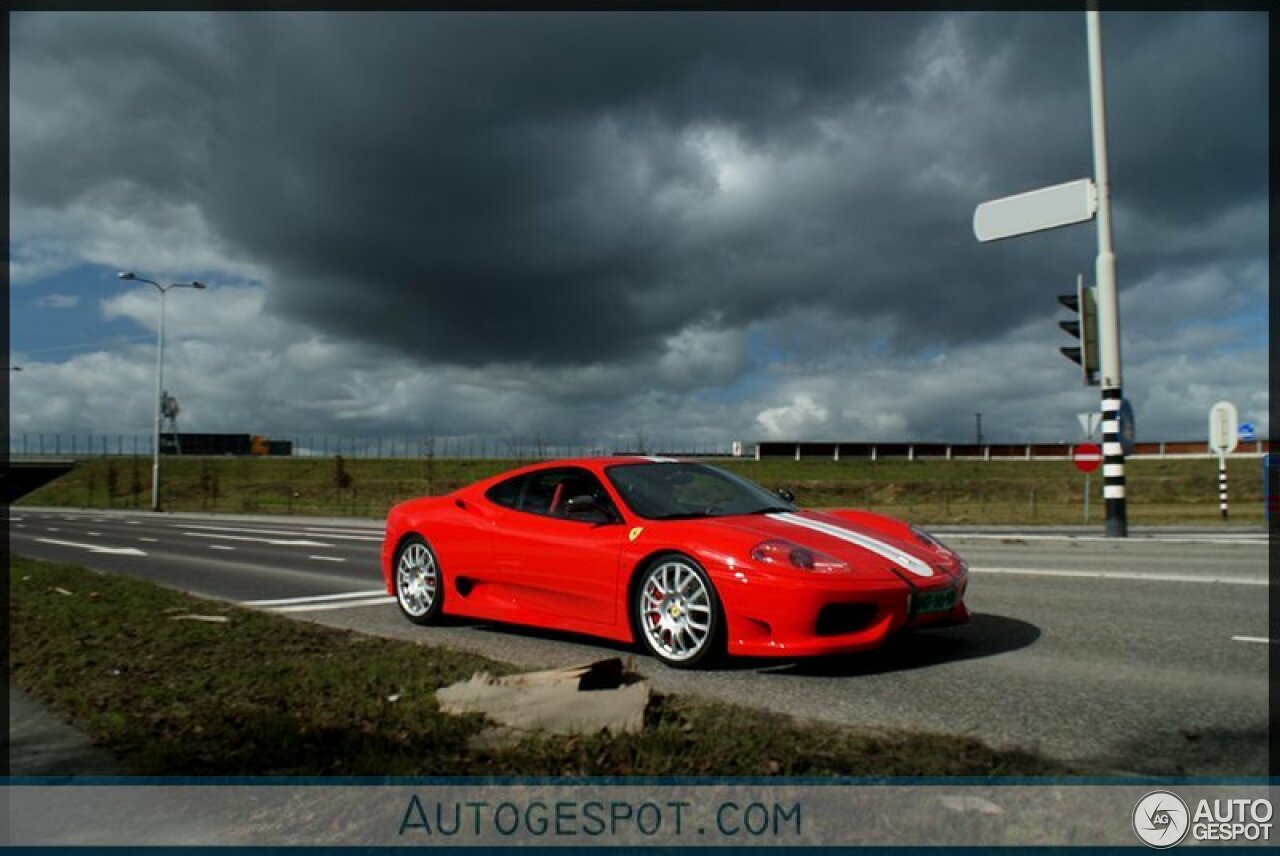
left=815, top=603, right=877, bottom=637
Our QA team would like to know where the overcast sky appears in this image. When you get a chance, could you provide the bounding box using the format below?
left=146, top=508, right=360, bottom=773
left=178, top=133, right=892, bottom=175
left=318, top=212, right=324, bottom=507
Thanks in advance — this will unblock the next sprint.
left=9, top=10, right=1269, bottom=450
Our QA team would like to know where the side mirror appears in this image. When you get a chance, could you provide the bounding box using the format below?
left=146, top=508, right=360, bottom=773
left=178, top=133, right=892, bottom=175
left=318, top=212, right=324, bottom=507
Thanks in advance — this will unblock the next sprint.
left=565, top=495, right=613, bottom=523
left=774, top=487, right=796, bottom=503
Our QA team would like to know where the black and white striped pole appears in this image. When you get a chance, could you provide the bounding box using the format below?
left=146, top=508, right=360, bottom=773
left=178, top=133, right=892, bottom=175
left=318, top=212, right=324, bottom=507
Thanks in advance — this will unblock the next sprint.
left=1209, top=401, right=1238, bottom=523
left=1218, top=464, right=1228, bottom=520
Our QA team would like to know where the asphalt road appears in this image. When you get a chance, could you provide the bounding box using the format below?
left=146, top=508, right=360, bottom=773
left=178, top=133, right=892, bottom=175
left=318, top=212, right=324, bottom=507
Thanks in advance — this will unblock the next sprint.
left=9, top=507, right=1271, bottom=775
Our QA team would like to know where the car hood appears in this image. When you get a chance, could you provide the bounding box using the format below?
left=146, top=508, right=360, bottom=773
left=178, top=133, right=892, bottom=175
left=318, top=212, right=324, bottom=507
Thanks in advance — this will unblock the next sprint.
left=701, top=509, right=958, bottom=581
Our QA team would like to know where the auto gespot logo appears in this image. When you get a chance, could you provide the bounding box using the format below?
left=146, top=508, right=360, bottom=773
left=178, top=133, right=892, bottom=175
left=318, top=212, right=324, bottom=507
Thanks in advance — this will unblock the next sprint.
left=1133, top=791, right=1273, bottom=848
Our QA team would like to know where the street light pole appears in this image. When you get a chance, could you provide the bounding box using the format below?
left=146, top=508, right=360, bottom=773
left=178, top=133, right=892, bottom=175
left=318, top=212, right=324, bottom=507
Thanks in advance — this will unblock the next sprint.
left=1085, top=10, right=1127, bottom=538
left=117, top=271, right=206, bottom=512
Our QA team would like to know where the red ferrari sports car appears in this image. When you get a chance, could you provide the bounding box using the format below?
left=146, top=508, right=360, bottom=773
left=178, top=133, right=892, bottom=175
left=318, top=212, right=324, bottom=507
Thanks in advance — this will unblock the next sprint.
left=381, top=457, right=969, bottom=668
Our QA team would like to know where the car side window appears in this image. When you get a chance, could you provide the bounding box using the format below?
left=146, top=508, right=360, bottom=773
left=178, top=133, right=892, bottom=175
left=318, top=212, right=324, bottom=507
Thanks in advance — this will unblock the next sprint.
left=514, top=468, right=617, bottom=521
left=484, top=473, right=528, bottom=509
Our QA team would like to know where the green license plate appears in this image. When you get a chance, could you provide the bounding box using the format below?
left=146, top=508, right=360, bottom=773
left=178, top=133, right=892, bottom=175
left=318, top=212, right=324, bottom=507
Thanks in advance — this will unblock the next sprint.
left=916, top=588, right=957, bottom=615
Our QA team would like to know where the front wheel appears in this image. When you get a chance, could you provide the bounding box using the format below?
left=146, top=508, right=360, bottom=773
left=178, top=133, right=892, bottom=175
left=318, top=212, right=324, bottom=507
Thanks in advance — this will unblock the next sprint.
left=394, top=535, right=444, bottom=625
left=633, top=555, right=723, bottom=668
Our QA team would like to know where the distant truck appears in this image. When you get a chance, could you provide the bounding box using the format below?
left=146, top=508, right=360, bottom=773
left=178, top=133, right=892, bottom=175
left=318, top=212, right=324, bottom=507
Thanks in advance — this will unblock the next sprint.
left=159, top=433, right=293, bottom=456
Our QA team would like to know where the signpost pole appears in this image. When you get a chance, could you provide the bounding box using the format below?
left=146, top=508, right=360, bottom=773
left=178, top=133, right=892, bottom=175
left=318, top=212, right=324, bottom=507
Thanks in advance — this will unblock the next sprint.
left=1073, top=442, right=1103, bottom=523
left=1076, top=413, right=1100, bottom=525
left=1087, top=11, right=1127, bottom=538
left=1084, top=471, right=1091, bottom=524
left=1218, top=453, right=1229, bottom=521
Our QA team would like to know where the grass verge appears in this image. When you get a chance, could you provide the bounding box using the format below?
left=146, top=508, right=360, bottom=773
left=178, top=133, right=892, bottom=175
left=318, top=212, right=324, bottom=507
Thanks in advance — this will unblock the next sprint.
left=10, top=553, right=1070, bottom=777
left=17, top=455, right=1265, bottom=525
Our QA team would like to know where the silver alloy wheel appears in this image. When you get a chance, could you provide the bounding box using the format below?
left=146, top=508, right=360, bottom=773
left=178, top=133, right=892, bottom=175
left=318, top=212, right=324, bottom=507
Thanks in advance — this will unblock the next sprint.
left=638, top=558, right=714, bottom=663
left=396, top=539, right=438, bottom=617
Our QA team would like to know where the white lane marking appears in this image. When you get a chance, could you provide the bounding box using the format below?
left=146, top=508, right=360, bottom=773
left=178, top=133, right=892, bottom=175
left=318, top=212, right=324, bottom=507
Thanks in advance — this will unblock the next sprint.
left=242, top=589, right=388, bottom=607
left=126, top=521, right=140, bottom=526
left=182, top=532, right=333, bottom=547
left=35, top=538, right=148, bottom=557
left=180, top=524, right=375, bottom=542
left=1231, top=636, right=1276, bottom=645
left=87, top=531, right=101, bottom=536
left=209, top=545, right=236, bottom=551
left=93, top=518, right=108, bottom=523
left=943, top=533, right=1268, bottom=546
left=268, top=596, right=395, bottom=613
left=971, top=566, right=1267, bottom=586
left=770, top=512, right=935, bottom=577
left=15, top=524, right=25, bottom=529
left=302, top=526, right=384, bottom=536
left=46, top=527, right=60, bottom=532
left=139, top=537, right=159, bottom=543
left=308, top=555, right=346, bottom=563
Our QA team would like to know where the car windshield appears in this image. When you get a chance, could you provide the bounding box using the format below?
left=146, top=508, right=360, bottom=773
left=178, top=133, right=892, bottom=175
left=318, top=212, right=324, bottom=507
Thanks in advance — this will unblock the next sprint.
left=604, top=462, right=796, bottom=520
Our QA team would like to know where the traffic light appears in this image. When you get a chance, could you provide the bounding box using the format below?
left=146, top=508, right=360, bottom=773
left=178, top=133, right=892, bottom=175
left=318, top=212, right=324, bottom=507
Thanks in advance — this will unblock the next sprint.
left=1057, top=274, right=1099, bottom=386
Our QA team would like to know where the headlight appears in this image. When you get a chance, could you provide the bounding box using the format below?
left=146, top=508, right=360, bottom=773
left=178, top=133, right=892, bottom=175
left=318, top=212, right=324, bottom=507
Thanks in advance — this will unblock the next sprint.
left=910, top=524, right=952, bottom=554
left=910, top=525, right=965, bottom=574
left=749, top=539, right=850, bottom=573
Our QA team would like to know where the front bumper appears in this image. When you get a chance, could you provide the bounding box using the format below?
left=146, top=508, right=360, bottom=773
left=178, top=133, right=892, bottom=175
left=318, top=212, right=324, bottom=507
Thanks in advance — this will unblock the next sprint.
left=715, top=565, right=969, bottom=658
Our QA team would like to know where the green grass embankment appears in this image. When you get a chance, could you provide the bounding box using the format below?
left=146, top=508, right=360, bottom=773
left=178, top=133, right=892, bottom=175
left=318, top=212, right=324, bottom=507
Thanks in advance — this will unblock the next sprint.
left=17, top=455, right=1267, bottom=525
left=9, top=553, right=1070, bottom=776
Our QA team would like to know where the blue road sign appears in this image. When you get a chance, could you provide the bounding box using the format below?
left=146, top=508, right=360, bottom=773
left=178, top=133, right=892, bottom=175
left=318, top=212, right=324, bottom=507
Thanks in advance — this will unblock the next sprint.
left=1239, top=422, right=1257, bottom=443
left=1118, top=398, right=1136, bottom=455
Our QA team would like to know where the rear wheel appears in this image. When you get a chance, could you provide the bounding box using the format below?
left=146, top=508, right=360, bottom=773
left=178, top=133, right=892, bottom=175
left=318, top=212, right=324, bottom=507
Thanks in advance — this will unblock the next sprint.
left=633, top=555, right=722, bottom=668
left=394, top=535, right=443, bottom=625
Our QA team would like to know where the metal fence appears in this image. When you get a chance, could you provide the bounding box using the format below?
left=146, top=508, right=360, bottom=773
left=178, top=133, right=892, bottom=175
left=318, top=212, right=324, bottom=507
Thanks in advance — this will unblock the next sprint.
left=6, top=432, right=1270, bottom=461
left=5, top=433, right=737, bottom=460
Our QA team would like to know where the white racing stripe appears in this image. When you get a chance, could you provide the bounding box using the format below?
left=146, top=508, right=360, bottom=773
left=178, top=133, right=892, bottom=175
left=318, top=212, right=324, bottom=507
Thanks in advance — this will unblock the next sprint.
left=972, top=566, right=1267, bottom=586
left=769, top=512, right=934, bottom=577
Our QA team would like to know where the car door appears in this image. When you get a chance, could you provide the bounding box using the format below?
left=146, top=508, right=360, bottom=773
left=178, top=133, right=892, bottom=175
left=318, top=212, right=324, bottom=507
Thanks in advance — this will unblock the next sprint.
left=486, top=466, right=626, bottom=629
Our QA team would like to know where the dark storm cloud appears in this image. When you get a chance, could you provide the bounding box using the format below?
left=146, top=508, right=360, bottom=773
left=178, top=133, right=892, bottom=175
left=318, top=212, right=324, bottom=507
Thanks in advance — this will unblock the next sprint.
left=10, top=10, right=1267, bottom=369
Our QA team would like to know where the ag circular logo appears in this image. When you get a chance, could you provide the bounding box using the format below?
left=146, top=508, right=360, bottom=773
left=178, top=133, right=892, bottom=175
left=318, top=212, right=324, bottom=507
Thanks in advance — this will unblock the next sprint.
left=1133, top=791, right=1190, bottom=848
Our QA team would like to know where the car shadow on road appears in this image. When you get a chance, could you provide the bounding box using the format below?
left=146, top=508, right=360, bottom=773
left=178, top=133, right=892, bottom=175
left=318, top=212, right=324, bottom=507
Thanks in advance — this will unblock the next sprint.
left=739, top=612, right=1041, bottom=678
left=441, top=611, right=1040, bottom=678
left=441, top=617, right=640, bottom=659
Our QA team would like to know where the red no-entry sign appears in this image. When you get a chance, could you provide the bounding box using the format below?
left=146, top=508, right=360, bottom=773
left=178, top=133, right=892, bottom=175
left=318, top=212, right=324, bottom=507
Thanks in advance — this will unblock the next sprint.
left=1073, top=442, right=1102, bottom=473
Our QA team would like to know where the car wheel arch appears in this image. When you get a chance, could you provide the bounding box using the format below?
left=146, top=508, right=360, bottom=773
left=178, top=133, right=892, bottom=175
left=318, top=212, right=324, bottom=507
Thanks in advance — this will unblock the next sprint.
left=624, top=549, right=718, bottom=641
left=391, top=528, right=429, bottom=562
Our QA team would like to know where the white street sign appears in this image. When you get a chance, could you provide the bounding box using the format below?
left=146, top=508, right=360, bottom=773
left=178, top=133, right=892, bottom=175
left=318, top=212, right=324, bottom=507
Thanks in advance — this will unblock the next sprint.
left=1077, top=411, right=1102, bottom=439
left=973, top=178, right=1098, bottom=242
left=1209, top=401, right=1239, bottom=454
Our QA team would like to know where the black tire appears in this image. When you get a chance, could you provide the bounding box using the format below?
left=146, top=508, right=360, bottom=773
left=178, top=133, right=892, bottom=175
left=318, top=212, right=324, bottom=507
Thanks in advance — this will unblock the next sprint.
left=632, top=554, right=723, bottom=668
left=393, top=534, right=444, bottom=625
